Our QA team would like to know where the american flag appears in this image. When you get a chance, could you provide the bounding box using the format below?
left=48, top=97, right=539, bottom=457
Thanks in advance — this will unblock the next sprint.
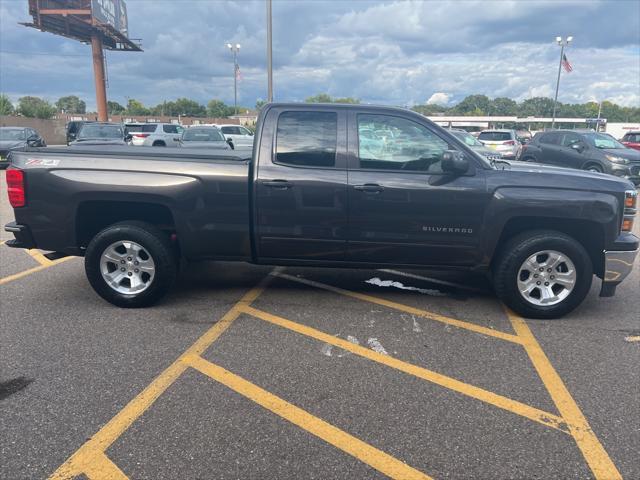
left=235, top=63, right=242, bottom=81
left=562, top=53, right=573, bottom=73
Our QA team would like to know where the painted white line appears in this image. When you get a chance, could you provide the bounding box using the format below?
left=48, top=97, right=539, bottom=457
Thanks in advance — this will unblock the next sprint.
left=367, top=338, right=388, bottom=355
left=378, top=269, right=488, bottom=293
left=366, top=277, right=446, bottom=296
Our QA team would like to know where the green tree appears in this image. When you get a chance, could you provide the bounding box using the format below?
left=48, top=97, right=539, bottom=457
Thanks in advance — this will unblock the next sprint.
left=490, top=97, right=518, bottom=115
left=207, top=99, right=234, bottom=118
left=305, top=93, right=360, bottom=104
left=171, top=98, right=206, bottom=117
left=0, top=94, right=14, bottom=115
left=125, top=99, right=150, bottom=116
left=55, top=95, right=86, bottom=114
left=517, top=97, right=556, bottom=117
left=107, top=100, right=126, bottom=115
left=412, top=104, right=449, bottom=115
left=451, top=94, right=491, bottom=115
left=17, top=96, right=56, bottom=119
left=255, top=99, right=267, bottom=110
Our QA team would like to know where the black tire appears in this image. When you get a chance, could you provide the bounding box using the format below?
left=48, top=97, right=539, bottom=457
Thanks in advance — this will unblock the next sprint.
left=522, top=156, right=536, bottom=162
left=584, top=163, right=603, bottom=173
left=84, top=221, right=177, bottom=308
left=152, top=141, right=166, bottom=147
left=493, top=230, right=593, bottom=319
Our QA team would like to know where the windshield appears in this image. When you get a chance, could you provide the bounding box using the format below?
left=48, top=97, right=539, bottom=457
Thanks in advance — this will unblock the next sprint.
left=182, top=128, right=225, bottom=142
left=78, top=124, right=124, bottom=140
left=125, top=124, right=156, bottom=134
left=452, top=130, right=483, bottom=147
left=584, top=133, right=626, bottom=149
left=0, top=129, right=26, bottom=141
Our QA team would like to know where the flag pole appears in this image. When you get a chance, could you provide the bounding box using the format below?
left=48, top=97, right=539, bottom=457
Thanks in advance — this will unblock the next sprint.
left=551, top=43, right=564, bottom=129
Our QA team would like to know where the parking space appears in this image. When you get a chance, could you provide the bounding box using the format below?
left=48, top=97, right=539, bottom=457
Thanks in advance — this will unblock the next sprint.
left=1, top=189, right=639, bottom=479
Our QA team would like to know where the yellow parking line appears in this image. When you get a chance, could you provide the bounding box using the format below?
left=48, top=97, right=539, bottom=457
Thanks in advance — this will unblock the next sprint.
left=0, top=257, right=74, bottom=286
left=48, top=273, right=275, bottom=480
left=241, top=305, right=569, bottom=433
left=187, top=355, right=432, bottom=480
left=26, top=248, right=54, bottom=266
left=506, top=308, right=622, bottom=480
left=275, top=273, right=522, bottom=344
left=81, top=452, right=128, bottom=480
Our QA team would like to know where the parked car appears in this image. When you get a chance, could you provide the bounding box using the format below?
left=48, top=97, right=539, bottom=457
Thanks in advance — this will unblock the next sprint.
left=179, top=126, right=233, bottom=150
left=4, top=103, right=638, bottom=319
left=448, top=129, right=502, bottom=161
left=216, top=124, right=254, bottom=147
left=66, top=120, right=92, bottom=145
left=478, top=129, right=521, bottom=159
left=124, top=123, right=182, bottom=147
left=621, top=131, right=640, bottom=151
left=520, top=130, right=640, bottom=185
left=0, top=127, right=46, bottom=168
left=70, top=123, right=127, bottom=146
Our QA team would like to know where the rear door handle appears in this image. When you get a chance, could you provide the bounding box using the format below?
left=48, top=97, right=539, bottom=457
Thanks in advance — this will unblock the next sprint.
left=353, top=183, right=384, bottom=193
left=263, top=180, right=293, bottom=190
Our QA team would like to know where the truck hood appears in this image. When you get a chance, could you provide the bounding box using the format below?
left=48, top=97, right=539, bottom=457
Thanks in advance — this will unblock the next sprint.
left=504, top=160, right=635, bottom=188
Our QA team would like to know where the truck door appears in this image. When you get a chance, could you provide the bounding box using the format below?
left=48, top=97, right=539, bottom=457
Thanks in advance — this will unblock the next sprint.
left=255, top=107, right=348, bottom=261
left=346, top=111, right=489, bottom=266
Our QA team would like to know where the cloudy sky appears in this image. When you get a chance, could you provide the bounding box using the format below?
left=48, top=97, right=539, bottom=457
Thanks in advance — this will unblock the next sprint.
left=0, top=0, right=638, bottom=111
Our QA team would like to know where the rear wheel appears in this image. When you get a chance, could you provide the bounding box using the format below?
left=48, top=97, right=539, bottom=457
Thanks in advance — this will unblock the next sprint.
left=85, top=221, right=177, bottom=308
left=493, top=231, right=593, bottom=319
left=152, top=141, right=166, bottom=147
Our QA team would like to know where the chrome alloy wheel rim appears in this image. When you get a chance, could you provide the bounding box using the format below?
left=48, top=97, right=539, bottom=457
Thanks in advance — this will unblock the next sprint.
left=100, top=240, right=155, bottom=295
left=516, top=250, right=577, bottom=306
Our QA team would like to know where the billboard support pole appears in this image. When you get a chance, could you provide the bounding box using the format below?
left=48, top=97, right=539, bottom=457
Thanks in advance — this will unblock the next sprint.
left=91, top=33, right=108, bottom=121
left=266, top=0, right=273, bottom=102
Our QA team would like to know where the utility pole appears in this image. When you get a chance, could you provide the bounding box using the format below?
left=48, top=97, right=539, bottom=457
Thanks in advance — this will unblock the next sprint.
left=91, top=33, right=108, bottom=121
left=266, top=0, right=273, bottom=102
left=551, top=35, right=572, bottom=129
left=226, top=43, right=241, bottom=115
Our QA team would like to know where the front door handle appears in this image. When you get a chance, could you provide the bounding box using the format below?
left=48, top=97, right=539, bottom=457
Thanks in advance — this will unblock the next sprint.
left=353, top=183, right=384, bottom=193
left=263, top=180, right=293, bottom=190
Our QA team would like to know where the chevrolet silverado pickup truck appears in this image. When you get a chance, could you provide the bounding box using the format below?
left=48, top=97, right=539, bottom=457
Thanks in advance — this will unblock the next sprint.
left=4, top=103, right=639, bottom=318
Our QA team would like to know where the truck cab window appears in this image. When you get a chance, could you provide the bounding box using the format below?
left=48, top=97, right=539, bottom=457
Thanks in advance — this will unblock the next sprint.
left=357, top=114, right=449, bottom=172
left=275, top=111, right=337, bottom=167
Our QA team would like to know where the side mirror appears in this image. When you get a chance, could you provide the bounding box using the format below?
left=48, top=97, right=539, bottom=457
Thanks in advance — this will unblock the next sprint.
left=441, top=150, right=469, bottom=174
left=27, top=135, right=39, bottom=146
left=124, top=134, right=133, bottom=142
left=249, top=131, right=254, bottom=136
left=226, top=138, right=235, bottom=150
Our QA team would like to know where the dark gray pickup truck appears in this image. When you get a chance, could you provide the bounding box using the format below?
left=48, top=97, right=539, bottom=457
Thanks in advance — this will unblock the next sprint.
left=5, top=103, right=638, bottom=318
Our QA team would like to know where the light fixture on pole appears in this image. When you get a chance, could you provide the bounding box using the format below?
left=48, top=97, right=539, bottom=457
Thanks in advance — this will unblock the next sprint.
left=226, top=43, right=241, bottom=115
left=551, top=35, right=573, bottom=129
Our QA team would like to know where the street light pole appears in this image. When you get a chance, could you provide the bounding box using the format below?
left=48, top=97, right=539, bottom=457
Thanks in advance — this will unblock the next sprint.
left=266, top=0, right=273, bottom=102
left=226, top=43, right=241, bottom=115
left=551, top=35, right=572, bottom=129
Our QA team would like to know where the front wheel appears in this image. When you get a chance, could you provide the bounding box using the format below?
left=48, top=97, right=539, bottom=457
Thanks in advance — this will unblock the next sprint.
left=85, top=221, right=177, bottom=308
left=493, top=231, right=593, bottom=319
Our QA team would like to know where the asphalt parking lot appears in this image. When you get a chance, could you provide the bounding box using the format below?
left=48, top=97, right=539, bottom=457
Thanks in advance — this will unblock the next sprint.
left=1, top=175, right=639, bottom=480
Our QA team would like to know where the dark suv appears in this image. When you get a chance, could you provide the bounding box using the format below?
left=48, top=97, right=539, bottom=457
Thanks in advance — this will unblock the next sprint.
left=520, top=130, right=640, bottom=185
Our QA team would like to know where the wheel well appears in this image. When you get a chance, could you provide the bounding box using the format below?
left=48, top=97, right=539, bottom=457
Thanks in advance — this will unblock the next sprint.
left=492, top=217, right=605, bottom=276
left=76, top=201, right=176, bottom=249
left=583, top=162, right=603, bottom=171
left=152, top=140, right=166, bottom=146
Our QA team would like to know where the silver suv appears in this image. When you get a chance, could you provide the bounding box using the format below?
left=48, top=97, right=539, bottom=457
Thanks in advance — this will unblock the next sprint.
left=477, top=129, right=521, bottom=159
left=125, top=123, right=183, bottom=147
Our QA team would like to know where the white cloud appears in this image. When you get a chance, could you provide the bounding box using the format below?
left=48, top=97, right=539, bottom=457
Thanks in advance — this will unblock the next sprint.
left=426, top=92, right=450, bottom=105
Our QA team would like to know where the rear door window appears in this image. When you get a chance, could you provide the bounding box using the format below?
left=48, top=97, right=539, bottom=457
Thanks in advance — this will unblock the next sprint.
left=163, top=124, right=179, bottom=134
left=539, top=132, right=561, bottom=145
left=275, top=111, right=337, bottom=168
left=126, top=124, right=156, bottom=133
left=478, top=131, right=512, bottom=141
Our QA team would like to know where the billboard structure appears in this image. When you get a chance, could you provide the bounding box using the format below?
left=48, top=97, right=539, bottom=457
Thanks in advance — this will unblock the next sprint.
left=22, top=0, right=142, bottom=120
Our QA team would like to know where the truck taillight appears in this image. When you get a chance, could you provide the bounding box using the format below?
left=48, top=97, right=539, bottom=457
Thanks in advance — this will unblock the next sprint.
left=504, top=140, right=515, bottom=145
left=6, top=168, right=26, bottom=208
left=133, top=133, right=150, bottom=138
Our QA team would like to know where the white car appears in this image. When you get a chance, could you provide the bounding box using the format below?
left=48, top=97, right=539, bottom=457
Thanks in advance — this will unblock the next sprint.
left=125, top=123, right=183, bottom=147
left=477, top=129, right=522, bottom=159
left=216, top=124, right=254, bottom=147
